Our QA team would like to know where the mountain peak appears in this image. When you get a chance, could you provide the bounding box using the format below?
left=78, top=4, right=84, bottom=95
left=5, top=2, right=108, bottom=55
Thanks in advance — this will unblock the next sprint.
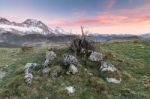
left=23, top=19, right=44, bottom=27
left=0, top=17, right=11, bottom=24
left=0, top=18, right=69, bottom=36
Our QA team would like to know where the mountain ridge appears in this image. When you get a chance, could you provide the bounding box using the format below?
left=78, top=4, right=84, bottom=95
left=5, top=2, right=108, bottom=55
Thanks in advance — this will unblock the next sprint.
left=0, top=18, right=69, bottom=35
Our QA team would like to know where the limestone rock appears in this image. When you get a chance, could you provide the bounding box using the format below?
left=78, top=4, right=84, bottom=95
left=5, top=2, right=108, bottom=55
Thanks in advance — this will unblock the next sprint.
left=24, top=73, right=33, bottom=85
left=99, top=61, right=122, bottom=84
left=24, top=63, right=38, bottom=70
left=89, top=51, right=103, bottom=62
left=67, top=64, right=78, bottom=75
left=99, top=61, right=117, bottom=72
left=43, top=51, right=57, bottom=67
left=65, top=86, right=75, bottom=95
left=63, top=55, right=80, bottom=66
left=24, top=63, right=38, bottom=85
left=106, top=78, right=122, bottom=84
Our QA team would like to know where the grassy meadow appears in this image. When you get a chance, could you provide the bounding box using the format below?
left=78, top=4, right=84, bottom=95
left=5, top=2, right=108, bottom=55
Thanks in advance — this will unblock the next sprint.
left=0, top=40, right=150, bottom=99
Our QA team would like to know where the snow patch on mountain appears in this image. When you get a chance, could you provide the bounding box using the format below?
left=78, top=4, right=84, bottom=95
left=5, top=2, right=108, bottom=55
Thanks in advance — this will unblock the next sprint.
left=0, top=18, right=69, bottom=35
left=0, top=24, right=44, bottom=34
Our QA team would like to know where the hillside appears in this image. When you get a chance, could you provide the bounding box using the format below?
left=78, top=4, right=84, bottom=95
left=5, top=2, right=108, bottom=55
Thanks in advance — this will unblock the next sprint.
left=0, top=40, right=150, bottom=99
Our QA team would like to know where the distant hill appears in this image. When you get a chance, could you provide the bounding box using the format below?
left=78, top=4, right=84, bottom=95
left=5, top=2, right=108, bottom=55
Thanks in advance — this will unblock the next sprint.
left=139, top=33, right=150, bottom=39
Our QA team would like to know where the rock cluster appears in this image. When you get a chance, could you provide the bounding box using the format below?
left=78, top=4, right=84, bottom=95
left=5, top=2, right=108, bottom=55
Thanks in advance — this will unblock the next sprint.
left=23, top=47, right=122, bottom=86
left=99, top=61, right=121, bottom=84
left=24, top=63, right=38, bottom=85
left=63, top=55, right=80, bottom=75
left=42, top=51, right=57, bottom=76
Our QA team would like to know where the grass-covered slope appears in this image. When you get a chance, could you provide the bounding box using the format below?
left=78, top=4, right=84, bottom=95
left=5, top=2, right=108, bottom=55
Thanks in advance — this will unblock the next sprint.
left=0, top=40, right=150, bottom=99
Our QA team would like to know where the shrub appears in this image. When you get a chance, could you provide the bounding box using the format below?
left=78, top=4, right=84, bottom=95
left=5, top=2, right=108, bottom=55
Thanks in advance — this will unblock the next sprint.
left=70, top=38, right=95, bottom=56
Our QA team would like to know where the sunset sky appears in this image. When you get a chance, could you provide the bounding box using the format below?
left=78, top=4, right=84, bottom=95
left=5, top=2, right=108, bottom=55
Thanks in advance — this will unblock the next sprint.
left=0, top=0, right=150, bottom=34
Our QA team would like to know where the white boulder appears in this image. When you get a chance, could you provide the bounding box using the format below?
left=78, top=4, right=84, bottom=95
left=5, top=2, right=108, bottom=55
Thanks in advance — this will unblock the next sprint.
left=67, top=64, right=78, bottom=75
left=89, top=51, right=103, bottom=62
left=99, top=61, right=118, bottom=72
left=106, top=78, right=122, bottom=84
left=65, top=86, right=75, bottom=94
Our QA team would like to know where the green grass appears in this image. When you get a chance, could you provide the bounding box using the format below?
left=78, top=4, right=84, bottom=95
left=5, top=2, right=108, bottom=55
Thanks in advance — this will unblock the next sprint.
left=0, top=40, right=150, bottom=99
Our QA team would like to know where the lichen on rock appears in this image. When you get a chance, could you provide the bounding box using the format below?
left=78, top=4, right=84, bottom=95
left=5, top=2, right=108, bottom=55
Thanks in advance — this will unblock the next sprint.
left=43, top=51, right=57, bottom=67
left=89, top=51, right=103, bottom=62
left=63, top=55, right=80, bottom=67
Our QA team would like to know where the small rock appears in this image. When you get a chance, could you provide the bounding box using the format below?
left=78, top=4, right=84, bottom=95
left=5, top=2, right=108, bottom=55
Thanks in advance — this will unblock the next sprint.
left=65, top=86, right=75, bottom=94
left=43, top=51, right=57, bottom=67
left=24, top=73, right=33, bottom=85
left=67, top=64, right=78, bottom=75
left=89, top=51, right=103, bottom=62
left=100, top=61, right=122, bottom=84
left=24, top=63, right=38, bottom=70
left=63, top=55, right=80, bottom=66
left=99, top=61, right=117, bottom=72
left=106, top=78, right=122, bottom=84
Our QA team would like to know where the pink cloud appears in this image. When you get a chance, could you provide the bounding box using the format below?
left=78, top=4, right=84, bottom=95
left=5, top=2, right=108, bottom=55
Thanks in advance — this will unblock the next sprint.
left=50, top=2, right=150, bottom=27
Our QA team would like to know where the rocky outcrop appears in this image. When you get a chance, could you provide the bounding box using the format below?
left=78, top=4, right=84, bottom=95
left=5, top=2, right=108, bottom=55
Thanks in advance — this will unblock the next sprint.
left=99, top=61, right=121, bottom=84
left=89, top=51, right=103, bottom=62
left=99, top=61, right=117, bottom=72
left=24, top=63, right=38, bottom=85
left=63, top=55, right=81, bottom=75
left=43, top=51, right=57, bottom=67
left=63, top=55, right=81, bottom=67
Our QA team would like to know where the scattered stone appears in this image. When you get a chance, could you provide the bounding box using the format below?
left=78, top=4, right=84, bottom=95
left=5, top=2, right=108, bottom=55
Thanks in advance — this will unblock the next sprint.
left=43, top=51, right=57, bottom=67
left=24, top=73, right=33, bottom=85
left=63, top=55, right=80, bottom=66
left=67, top=64, right=78, bottom=75
left=106, top=78, right=122, bottom=84
left=24, top=63, right=38, bottom=86
left=89, top=51, right=103, bottom=62
left=99, top=61, right=122, bottom=84
left=99, top=61, right=117, bottom=72
left=65, top=86, right=75, bottom=95
left=24, top=63, right=38, bottom=70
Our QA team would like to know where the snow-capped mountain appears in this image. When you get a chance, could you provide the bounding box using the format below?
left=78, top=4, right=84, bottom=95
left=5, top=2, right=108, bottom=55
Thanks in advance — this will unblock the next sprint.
left=0, top=18, right=69, bottom=35
left=0, top=18, right=11, bottom=24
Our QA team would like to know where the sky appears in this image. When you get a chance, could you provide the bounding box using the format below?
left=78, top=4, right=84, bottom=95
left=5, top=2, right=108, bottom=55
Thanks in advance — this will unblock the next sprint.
left=0, top=0, right=150, bottom=34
